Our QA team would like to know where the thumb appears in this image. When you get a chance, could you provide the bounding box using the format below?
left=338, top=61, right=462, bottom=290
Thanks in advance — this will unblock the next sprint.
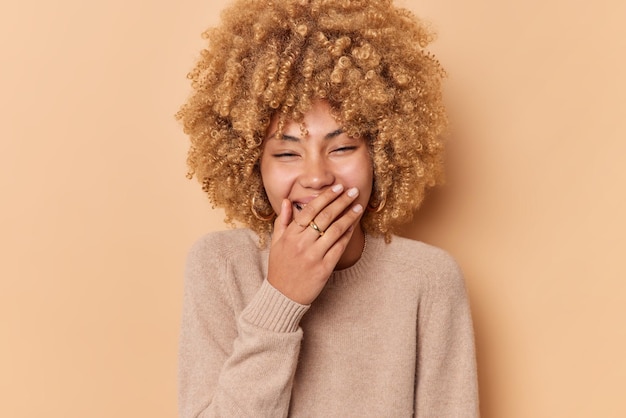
left=272, top=199, right=292, bottom=242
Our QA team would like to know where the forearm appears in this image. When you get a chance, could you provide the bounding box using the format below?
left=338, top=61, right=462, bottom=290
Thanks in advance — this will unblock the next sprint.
left=179, top=280, right=309, bottom=418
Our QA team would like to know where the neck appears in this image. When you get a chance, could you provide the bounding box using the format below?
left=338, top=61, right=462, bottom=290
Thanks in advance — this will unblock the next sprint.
left=334, top=226, right=365, bottom=271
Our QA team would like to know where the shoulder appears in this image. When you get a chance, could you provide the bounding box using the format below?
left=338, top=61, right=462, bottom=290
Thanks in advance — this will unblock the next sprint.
left=185, top=228, right=265, bottom=279
left=187, top=228, right=261, bottom=261
left=378, top=235, right=465, bottom=292
left=381, top=235, right=460, bottom=271
left=183, top=228, right=266, bottom=297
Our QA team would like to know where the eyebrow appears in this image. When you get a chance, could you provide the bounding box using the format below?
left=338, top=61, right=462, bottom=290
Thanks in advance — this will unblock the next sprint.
left=269, top=128, right=345, bottom=142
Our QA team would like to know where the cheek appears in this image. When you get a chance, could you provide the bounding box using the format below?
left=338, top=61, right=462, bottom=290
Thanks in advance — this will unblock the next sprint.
left=358, top=156, right=374, bottom=203
left=260, top=163, right=292, bottom=210
left=360, top=171, right=374, bottom=204
left=356, top=154, right=374, bottom=184
left=337, top=156, right=373, bottom=198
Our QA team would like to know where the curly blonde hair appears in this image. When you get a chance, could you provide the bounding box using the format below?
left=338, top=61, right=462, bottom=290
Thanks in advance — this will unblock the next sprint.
left=177, top=0, right=447, bottom=243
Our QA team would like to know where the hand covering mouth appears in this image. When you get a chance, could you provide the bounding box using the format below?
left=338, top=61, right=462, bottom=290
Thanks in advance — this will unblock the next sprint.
left=292, top=196, right=317, bottom=212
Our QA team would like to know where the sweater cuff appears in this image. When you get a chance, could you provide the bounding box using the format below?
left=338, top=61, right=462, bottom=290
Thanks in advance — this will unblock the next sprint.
left=242, top=280, right=310, bottom=333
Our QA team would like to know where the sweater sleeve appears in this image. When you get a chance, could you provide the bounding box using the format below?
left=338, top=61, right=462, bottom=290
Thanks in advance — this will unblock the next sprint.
left=178, top=238, right=309, bottom=418
left=415, top=253, right=480, bottom=417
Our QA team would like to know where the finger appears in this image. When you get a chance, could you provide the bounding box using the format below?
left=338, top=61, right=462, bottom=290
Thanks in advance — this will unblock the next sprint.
left=279, top=199, right=292, bottom=228
left=309, top=187, right=360, bottom=233
left=307, top=219, right=325, bottom=237
left=323, top=222, right=357, bottom=266
left=317, top=202, right=364, bottom=247
left=294, top=183, right=344, bottom=226
left=321, top=211, right=364, bottom=268
left=272, top=199, right=292, bottom=243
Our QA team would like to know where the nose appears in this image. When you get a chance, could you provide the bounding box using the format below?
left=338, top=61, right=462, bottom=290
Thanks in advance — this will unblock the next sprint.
left=298, top=155, right=335, bottom=190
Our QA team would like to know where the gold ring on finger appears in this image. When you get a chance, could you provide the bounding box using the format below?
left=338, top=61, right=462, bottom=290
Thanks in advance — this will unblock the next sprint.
left=309, top=220, right=324, bottom=236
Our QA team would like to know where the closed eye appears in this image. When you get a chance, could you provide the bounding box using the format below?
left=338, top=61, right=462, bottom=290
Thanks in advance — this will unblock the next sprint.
left=273, top=152, right=299, bottom=158
left=332, top=146, right=357, bottom=153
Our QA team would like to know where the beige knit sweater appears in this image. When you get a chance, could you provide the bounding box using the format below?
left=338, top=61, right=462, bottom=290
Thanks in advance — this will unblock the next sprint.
left=179, top=228, right=479, bottom=417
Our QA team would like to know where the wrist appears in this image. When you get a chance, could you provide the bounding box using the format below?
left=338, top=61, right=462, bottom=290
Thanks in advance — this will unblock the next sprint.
left=243, top=279, right=310, bottom=332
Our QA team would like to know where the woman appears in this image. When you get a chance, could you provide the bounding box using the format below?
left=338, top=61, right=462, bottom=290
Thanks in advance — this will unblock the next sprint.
left=177, top=0, right=479, bottom=416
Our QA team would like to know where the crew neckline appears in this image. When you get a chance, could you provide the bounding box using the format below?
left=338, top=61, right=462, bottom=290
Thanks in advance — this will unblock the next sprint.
left=329, top=234, right=384, bottom=284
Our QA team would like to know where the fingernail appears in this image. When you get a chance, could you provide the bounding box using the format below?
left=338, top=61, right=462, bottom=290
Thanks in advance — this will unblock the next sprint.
left=347, top=187, right=358, bottom=197
left=332, top=184, right=344, bottom=193
left=352, top=204, right=363, bottom=213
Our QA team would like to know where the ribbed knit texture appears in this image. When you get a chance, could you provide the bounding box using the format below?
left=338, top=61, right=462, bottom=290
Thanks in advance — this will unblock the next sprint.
left=179, top=229, right=479, bottom=417
left=243, top=280, right=309, bottom=333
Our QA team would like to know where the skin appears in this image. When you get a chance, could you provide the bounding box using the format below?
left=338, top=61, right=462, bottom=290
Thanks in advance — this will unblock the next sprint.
left=260, top=100, right=374, bottom=305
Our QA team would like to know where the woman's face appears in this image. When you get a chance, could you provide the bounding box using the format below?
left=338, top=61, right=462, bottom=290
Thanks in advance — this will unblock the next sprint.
left=260, top=100, right=373, bottom=219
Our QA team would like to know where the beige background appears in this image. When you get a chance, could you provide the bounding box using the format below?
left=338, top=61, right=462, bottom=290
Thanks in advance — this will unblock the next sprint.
left=1, top=0, right=624, bottom=416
